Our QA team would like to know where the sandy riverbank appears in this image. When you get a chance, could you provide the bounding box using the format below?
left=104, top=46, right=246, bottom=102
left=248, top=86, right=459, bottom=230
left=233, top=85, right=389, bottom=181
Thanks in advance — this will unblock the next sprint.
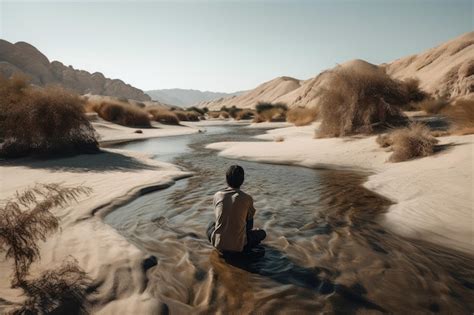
left=0, top=121, right=199, bottom=313
left=207, top=123, right=473, bottom=254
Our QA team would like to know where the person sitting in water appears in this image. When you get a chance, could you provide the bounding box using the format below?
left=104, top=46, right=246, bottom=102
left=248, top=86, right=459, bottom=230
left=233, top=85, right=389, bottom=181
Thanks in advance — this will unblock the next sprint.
left=207, top=165, right=266, bottom=253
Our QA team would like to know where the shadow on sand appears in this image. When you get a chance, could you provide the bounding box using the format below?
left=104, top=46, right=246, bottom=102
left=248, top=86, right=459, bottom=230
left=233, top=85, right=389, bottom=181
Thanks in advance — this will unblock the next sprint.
left=0, top=150, right=157, bottom=173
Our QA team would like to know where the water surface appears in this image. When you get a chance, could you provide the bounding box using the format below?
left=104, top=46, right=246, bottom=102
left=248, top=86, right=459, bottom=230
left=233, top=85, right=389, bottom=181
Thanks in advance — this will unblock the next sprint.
left=106, top=124, right=474, bottom=314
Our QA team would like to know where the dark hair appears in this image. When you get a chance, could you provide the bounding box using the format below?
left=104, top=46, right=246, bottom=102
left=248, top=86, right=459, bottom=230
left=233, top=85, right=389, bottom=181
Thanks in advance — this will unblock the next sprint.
left=226, top=165, right=244, bottom=189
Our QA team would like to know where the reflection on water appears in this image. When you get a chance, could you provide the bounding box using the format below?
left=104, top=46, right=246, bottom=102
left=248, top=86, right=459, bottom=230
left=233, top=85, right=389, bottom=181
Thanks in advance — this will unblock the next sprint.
left=107, top=125, right=474, bottom=314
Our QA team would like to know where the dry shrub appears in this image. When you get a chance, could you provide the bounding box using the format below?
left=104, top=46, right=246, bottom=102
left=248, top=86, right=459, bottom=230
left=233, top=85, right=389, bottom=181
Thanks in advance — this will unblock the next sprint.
left=186, top=111, right=200, bottom=121
left=377, top=123, right=438, bottom=162
left=15, top=258, right=92, bottom=315
left=0, top=75, right=99, bottom=158
left=173, top=110, right=200, bottom=121
left=208, top=111, right=230, bottom=119
left=442, top=98, right=474, bottom=135
left=208, top=111, right=221, bottom=119
left=188, top=106, right=205, bottom=115
left=147, top=108, right=180, bottom=125
left=0, top=184, right=91, bottom=286
left=287, top=107, right=319, bottom=126
left=317, top=67, right=408, bottom=137
left=95, top=101, right=151, bottom=127
left=235, top=109, right=255, bottom=120
left=254, top=102, right=288, bottom=123
left=402, top=78, right=427, bottom=106
left=417, top=97, right=449, bottom=114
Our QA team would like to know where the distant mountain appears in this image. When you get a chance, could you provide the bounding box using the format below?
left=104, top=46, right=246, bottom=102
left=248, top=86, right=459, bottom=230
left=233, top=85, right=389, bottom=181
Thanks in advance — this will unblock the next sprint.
left=145, top=88, right=244, bottom=107
left=198, top=32, right=473, bottom=110
left=0, top=39, right=151, bottom=101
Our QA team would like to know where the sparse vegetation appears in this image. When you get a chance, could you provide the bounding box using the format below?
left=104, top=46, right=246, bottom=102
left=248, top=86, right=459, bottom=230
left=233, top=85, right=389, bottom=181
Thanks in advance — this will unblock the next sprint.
left=441, top=98, right=474, bottom=135
left=376, top=122, right=438, bottom=162
left=317, top=67, right=409, bottom=137
left=188, top=106, right=205, bottom=115
left=254, top=102, right=288, bottom=122
left=174, top=110, right=200, bottom=121
left=147, top=107, right=180, bottom=125
left=15, top=258, right=92, bottom=315
left=0, top=183, right=92, bottom=286
left=0, top=75, right=99, bottom=158
left=208, top=111, right=230, bottom=119
left=402, top=78, right=427, bottom=107
left=417, top=97, right=473, bottom=135
left=93, top=100, right=151, bottom=127
left=228, top=106, right=242, bottom=118
left=417, top=97, right=449, bottom=114
left=235, top=109, right=255, bottom=120
left=287, top=107, right=319, bottom=126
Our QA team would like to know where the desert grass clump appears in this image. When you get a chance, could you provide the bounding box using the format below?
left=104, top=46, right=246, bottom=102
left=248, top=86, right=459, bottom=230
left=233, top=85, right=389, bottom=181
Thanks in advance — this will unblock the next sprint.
left=228, top=106, right=242, bottom=119
left=207, top=111, right=230, bottom=119
left=147, top=107, right=180, bottom=125
left=417, top=97, right=449, bottom=114
left=254, top=102, right=288, bottom=122
left=15, top=258, right=92, bottom=315
left=235, top=109, right=255, bottom=120
left=402, top=78, right=427, bottom=107
left=0, top=75, right=99, bottom=158
left=442, top=98, right=474, bottom=135
left=287, top=107, right=319, bottom=126
left=317, top=67, right=411, bottom=137
left=95, top=100, right=151, bottom=127
left=377, top=122, right=438, bottom=162
left=173, top=110, right=200, bottom=121
left=188, top=106, right=205, bottom=115
left=220, top=111, right=230, bottom=119
left=0, top=184, right=92, bottom=286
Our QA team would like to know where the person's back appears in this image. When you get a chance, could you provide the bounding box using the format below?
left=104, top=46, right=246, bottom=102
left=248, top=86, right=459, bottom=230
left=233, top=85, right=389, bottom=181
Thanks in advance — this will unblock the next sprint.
left=212, top=187, right=254, bottom=252
left=207, top=165, right=266, bottom=253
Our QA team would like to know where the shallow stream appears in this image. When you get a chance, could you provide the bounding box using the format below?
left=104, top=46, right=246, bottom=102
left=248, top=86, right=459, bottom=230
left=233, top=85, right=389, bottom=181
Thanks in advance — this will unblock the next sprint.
left=106, top=124, right=473, bottom=314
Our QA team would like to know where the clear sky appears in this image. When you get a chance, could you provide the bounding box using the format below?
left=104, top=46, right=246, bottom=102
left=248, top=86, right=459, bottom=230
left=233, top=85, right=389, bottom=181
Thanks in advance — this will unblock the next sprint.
left=1, top=0, right=472, bottom=92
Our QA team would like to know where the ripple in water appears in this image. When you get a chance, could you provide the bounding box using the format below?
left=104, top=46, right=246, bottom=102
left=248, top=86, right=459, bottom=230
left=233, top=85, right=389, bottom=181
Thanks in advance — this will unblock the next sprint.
left=106, top=125, right=474, bottom=314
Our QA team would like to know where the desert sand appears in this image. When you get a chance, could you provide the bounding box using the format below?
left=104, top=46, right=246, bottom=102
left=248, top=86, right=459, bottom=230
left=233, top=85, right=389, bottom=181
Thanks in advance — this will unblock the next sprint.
left=0, top=123, right=198, bottom=314
left=93, top=120, right=201, bottom=146
left=207, top=123, right=473, bottom=254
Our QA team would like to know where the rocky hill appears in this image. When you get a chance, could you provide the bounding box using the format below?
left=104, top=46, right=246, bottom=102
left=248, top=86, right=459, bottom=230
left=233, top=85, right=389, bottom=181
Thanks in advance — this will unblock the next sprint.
left=0, top=39, right=151, bottom=101
left=198, top=32, right=473, bottom=110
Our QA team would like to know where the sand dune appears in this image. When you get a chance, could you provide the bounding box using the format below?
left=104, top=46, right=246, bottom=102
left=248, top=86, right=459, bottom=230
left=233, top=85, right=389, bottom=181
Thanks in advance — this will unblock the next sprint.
left=197, top=76, right=302, bottom=110
left=385, top=31, right=474, bottom=99
left=199, top=32, right=473, bottom=110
